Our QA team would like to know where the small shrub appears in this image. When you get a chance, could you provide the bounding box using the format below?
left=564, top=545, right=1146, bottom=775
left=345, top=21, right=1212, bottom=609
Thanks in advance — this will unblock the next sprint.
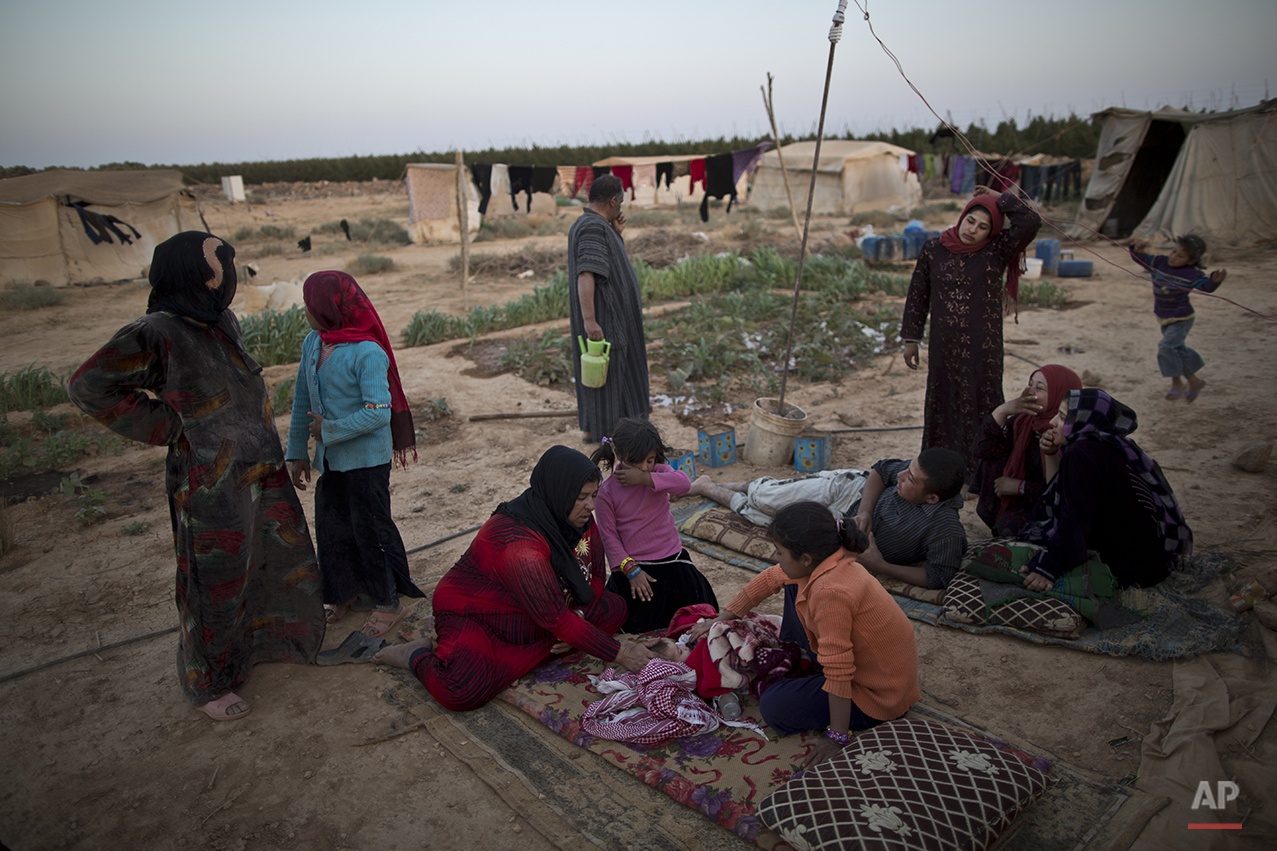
left=347, top=218, right=410, bottom=245
left=497, top=330, right=573, bottom=387
left=270, top=378, right=295, bottom=416
left=402, top=310, right=452, bottom=347
left=737, top=218, right=765, bottom=240
left=232, top=226, right=256, bottom=242
left=848, top=210, right=900, bottom=228
left=61, top=473, right=107, bottom=526
left=253, top=243, right=286, bottom=257
left=240, top=305, right=310, bottom=367
left=121, top=519, right=151, bottom=536
left=419, top=397, right=451, bottom=421
left=0, top=364, right=68, bottom=412
left=350, top=254, right=394, bottom=275
left=1017, top=279, right=1073, bottom=309
left=257, top=224, right=296, bottom=240
left=41, top=430, right=89, bottom=467
left=448, top=483, right=469, bottom=494
left=765, top=206, right=793, bottom=220
left=478, top=218, right=533, bottom=241
left=0, top=283, right=64, bottom=311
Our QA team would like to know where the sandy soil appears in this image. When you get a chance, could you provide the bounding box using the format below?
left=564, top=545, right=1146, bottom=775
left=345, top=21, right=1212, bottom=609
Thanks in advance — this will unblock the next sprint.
left=1, top=185, right=1275, bottom=851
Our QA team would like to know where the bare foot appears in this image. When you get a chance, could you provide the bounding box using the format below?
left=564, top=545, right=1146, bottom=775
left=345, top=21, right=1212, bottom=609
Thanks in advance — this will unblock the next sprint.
left=372, top=636, right=435, bottom=669
left=550, top=641, right=572, bottom=654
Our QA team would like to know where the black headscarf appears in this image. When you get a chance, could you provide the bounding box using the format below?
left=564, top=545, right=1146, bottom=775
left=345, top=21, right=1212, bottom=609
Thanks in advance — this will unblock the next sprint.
left=147, top=231, right=238, bottom=323
left=495, top=445, right=601, bottom=605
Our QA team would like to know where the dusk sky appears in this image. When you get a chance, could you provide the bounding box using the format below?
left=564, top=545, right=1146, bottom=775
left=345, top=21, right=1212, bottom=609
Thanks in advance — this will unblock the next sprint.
left=2, top=0, right=1274, bottom=169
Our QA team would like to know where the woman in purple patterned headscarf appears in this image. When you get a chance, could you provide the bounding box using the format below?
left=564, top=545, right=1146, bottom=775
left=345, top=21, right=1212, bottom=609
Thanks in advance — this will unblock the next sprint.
left=1019, top=389, right=1191, bottom=590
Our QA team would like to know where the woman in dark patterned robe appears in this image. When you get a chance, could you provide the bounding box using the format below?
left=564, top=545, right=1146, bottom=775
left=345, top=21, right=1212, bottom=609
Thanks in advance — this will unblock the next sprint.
left=900, top=188, right=1041, bottom=479
left=567, top=174, right=650, bottom=442
left=69, top=232, right=324, bottom=721
left=373, top=446, right=658, bottom=711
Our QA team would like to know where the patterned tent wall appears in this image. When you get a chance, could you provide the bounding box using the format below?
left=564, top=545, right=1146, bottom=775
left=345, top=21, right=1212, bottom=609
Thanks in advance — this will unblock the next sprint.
left=404, top=163, right=481, bottom=244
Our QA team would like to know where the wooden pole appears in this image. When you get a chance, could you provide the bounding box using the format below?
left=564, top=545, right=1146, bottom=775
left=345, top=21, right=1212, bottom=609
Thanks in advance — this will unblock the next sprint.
left=761, top=73, right=805, bottom=250
left=467, top=411, right=577, bottom=423
left=455, top=150, right=470, bottom=309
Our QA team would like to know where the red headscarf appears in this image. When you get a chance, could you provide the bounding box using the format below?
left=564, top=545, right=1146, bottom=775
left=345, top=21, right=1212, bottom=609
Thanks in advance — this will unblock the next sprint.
left=302, top=271, right=416, bottom=466
left=939, top=194, right=1026, bottom=310
left=1002, top=364, right=1082, bottom=509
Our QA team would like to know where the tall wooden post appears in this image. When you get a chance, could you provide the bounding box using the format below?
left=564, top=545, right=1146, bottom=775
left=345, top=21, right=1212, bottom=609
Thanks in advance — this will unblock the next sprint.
left=761, top=72, right=804, bottom=250
left=455, top=150, right=470, bottom=308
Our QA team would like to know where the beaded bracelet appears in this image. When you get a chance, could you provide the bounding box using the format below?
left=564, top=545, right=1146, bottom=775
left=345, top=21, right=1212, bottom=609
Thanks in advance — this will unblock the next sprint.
left=825, top=727, right=853, bottom=746
left=620, top=557, right=642, bottom=579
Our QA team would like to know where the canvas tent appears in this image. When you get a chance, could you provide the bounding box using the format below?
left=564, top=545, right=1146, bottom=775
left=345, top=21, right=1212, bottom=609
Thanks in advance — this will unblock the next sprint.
left=1068, top=100, right=1277, bottom=244
left=404, top=163, right=481, bottom=244
left=0, top=169, right=200, bottom=286
left=749, top=141, right=922, bottom=215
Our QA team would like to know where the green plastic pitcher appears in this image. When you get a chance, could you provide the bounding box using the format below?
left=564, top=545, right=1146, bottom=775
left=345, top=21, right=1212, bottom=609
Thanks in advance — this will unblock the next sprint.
left=578, top=336, right=611, bottom=388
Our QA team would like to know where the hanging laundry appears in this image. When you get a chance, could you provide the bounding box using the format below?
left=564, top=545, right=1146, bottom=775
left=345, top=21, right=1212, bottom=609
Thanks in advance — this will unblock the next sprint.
left=907, top=154, right=920, bottom=175
left=557, top=166, right=577, bottom=198
left=949, top=156, right=966, bottom=194
left=960, top=160, right=977, bottom=194
left=671, top=161, right=691, bottom=180
left=698, top=152, right=737, bottom=222
left=923, top=154, right=935, bottom=180
left=572, top=166, right=593, bottom=199
left=981, top=158, right=1020, bottom=193
left=655, top=162, right=674, bottom=190
left=471, top=162, right=494, bottom=214
left=730, top=141, right=772, bottom=184
left=942, top=154, right=950, bottom=180
left=1019, top=164, right=1046, bottom=201
left=688, top=158, right=706, bottom=194
left=633, top=164, right=657, bottom=193
left=899, top=153, right=909, bottom=173
left=592, top=165, right=611, bottom=180
left=489, top=164, right=513, bottom=215
left=508, top=165, right=534, bottom=211
left=531, top=166, right=559, bottom=196
left=611, top=165, right=635, bottom=200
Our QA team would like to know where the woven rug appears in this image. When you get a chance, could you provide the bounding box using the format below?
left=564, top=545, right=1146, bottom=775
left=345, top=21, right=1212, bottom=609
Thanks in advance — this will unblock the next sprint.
left=672, top=498, right=1248, bottom=661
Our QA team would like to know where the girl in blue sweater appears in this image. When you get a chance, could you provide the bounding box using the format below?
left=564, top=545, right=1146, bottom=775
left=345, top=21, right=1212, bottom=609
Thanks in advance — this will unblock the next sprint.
left=286, top=271, right=423, bottom=638
left=1129, top=235, right=1227, bottom=402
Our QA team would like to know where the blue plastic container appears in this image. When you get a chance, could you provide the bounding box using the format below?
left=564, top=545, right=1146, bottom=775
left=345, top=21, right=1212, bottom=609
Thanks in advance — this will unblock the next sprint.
left=903, top=232, right=926, bottom=261
left=860, top=236, right=882, bottom=262
left=903, top=219, right=927, bottom=234
left=1057, top=259, right=1094, bottom=278
left=879, top=235, right=904, bottom=262
left=1035, top=239, right=1061, bottom=276
left=926, top=230, right=942, bottom=242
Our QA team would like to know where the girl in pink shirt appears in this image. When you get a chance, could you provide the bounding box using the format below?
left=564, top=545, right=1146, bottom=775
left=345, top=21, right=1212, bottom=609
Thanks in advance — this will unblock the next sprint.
left=592, top=418, right=718, bottom=633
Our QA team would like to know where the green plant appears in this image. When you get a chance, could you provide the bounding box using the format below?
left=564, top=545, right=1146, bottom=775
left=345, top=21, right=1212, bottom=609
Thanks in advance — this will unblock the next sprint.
left=419, top=397, right=451, bottom=421
left=350, top=254, right=394, bottom=275
left=765, top=206, right=793, bottom=220
left=449, top=483, right=469, bottom=494
left=0, top=283, right=64, bottom=311
left=30, top=410, right=69, bottom=433
left=251, top=243, right=286, bottom=257
left=42, top=430, right=90, bottom=467
left=232, top=226, right=256, bottom=242
left=477, top=218, right=533, bottom=241
left=625, top=209, right=675, bottom=228
left=239, top=305, right=310, bottom=367
left=848, top=210, right=901, bottom=228
left=402, top=310, right=452, bottom=347
left=346, top=218, right=410, bottom=245
left=120, top=519, right=151, bottom=536
left=258, top=224, right=296, bottom=240
left=497, top=330, right=573, bottom=387
left=270, top=377, right=295, bottom=416
left=61, top=473, right=107, bottom=525
left=910, top=201, right=960, bottom=219
left=0, top=364, right=68, bottom=412
left=1017, top=279, right=1073, bottom=309
left=0, top=438, right=37, bottom=478
left=737, top=217, right=765, bottom=239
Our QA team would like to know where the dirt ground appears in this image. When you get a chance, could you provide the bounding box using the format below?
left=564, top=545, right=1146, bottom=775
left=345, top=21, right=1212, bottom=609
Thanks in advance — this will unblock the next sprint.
left=1, top=184, right=1275, bottom=851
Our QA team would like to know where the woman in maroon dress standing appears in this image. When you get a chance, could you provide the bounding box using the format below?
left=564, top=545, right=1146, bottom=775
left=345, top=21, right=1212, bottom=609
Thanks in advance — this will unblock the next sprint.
left=900, top=187, right=1041, bottom=482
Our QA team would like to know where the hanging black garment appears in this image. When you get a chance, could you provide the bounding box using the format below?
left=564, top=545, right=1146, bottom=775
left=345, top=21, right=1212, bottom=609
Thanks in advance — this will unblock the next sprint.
left=655, top=162, right=674, bottom=189
left=508, top=165, right=534, bottom=211
left=592, top=166, right=611, bottom=180
left=471, top=163, right=494, bottom=215
left=698, top=153, right=737, bottom=222
left=530, top=166, right=558, bottom=194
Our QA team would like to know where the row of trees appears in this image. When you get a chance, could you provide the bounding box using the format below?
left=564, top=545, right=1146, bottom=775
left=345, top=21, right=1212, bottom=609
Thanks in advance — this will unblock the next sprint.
left=2, top=114, right=1104, bottom=184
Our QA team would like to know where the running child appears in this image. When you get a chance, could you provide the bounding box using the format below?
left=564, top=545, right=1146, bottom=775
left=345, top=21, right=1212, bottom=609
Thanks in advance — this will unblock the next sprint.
left=1130, top=235, right=1227, bottom=401
left=591, top=417, right=718, bottom=633
left=285, top=271, right=424, bottom=638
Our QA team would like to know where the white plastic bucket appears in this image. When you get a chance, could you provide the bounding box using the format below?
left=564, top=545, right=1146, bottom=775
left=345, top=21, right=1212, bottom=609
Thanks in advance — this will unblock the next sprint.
left=1022, top=257, right=1044, bottom=279
left=743, top=398, right=808, bottom=466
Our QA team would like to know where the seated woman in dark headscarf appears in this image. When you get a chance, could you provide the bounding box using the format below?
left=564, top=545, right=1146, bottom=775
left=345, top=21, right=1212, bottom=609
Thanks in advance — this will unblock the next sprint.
left=69, top=232, right=325, bottom=721
left=374, top=445, right=658, bottom=711
left=1018, top=389, right=1192, bottom=591
left=970, top=364, right=1082, bottom=536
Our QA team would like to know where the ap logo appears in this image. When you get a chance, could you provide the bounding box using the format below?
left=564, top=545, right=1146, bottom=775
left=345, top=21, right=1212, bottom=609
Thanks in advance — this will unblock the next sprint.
left=1192, top=781, right=1239, bottom=810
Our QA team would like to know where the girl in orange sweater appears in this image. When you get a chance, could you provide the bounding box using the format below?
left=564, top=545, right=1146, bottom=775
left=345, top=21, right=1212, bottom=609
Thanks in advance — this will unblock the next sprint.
left=687, top=501, right=920, bottom=769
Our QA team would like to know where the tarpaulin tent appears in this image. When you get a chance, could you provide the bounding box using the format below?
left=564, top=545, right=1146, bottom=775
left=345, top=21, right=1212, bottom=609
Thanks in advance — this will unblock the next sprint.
left=404, top=163, right=481, bottom=244
left=749, top=140, right=922, bottom=215
left=0, top=169, right=201, bottom=286
left=1068, top=100, right=1277, bottom=244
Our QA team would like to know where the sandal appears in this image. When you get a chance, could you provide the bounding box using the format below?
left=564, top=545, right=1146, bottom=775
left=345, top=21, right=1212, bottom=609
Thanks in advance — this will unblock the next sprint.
left=324, top=603, right=349, bottom=624
left=1185, top=380, right=1206, bottom=403
left=316, top=630, right=389, bottom=665
left=361, top=603, right=407, bottom=639
left=1164, top=389, right=1184, bottom=400
left=199, top=692, right=251, bottom=721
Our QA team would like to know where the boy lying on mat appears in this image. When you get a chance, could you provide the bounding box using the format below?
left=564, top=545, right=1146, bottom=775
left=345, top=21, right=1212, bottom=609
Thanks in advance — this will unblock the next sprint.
left=689, top=449, right=968, bottom=590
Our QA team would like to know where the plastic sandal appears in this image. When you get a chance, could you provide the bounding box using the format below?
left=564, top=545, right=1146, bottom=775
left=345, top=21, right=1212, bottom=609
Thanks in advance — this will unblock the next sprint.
left=324, top=603, right=349, bottom=624
left=199, top=692, right=251, bottom=721
left=316, top=630, right=390, bottom=665
left=1185, top=381, right=1206, bottom=403
left=361, top=604, right=407, bottom=639
left=1164, top=389, right=1184, bottom=401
